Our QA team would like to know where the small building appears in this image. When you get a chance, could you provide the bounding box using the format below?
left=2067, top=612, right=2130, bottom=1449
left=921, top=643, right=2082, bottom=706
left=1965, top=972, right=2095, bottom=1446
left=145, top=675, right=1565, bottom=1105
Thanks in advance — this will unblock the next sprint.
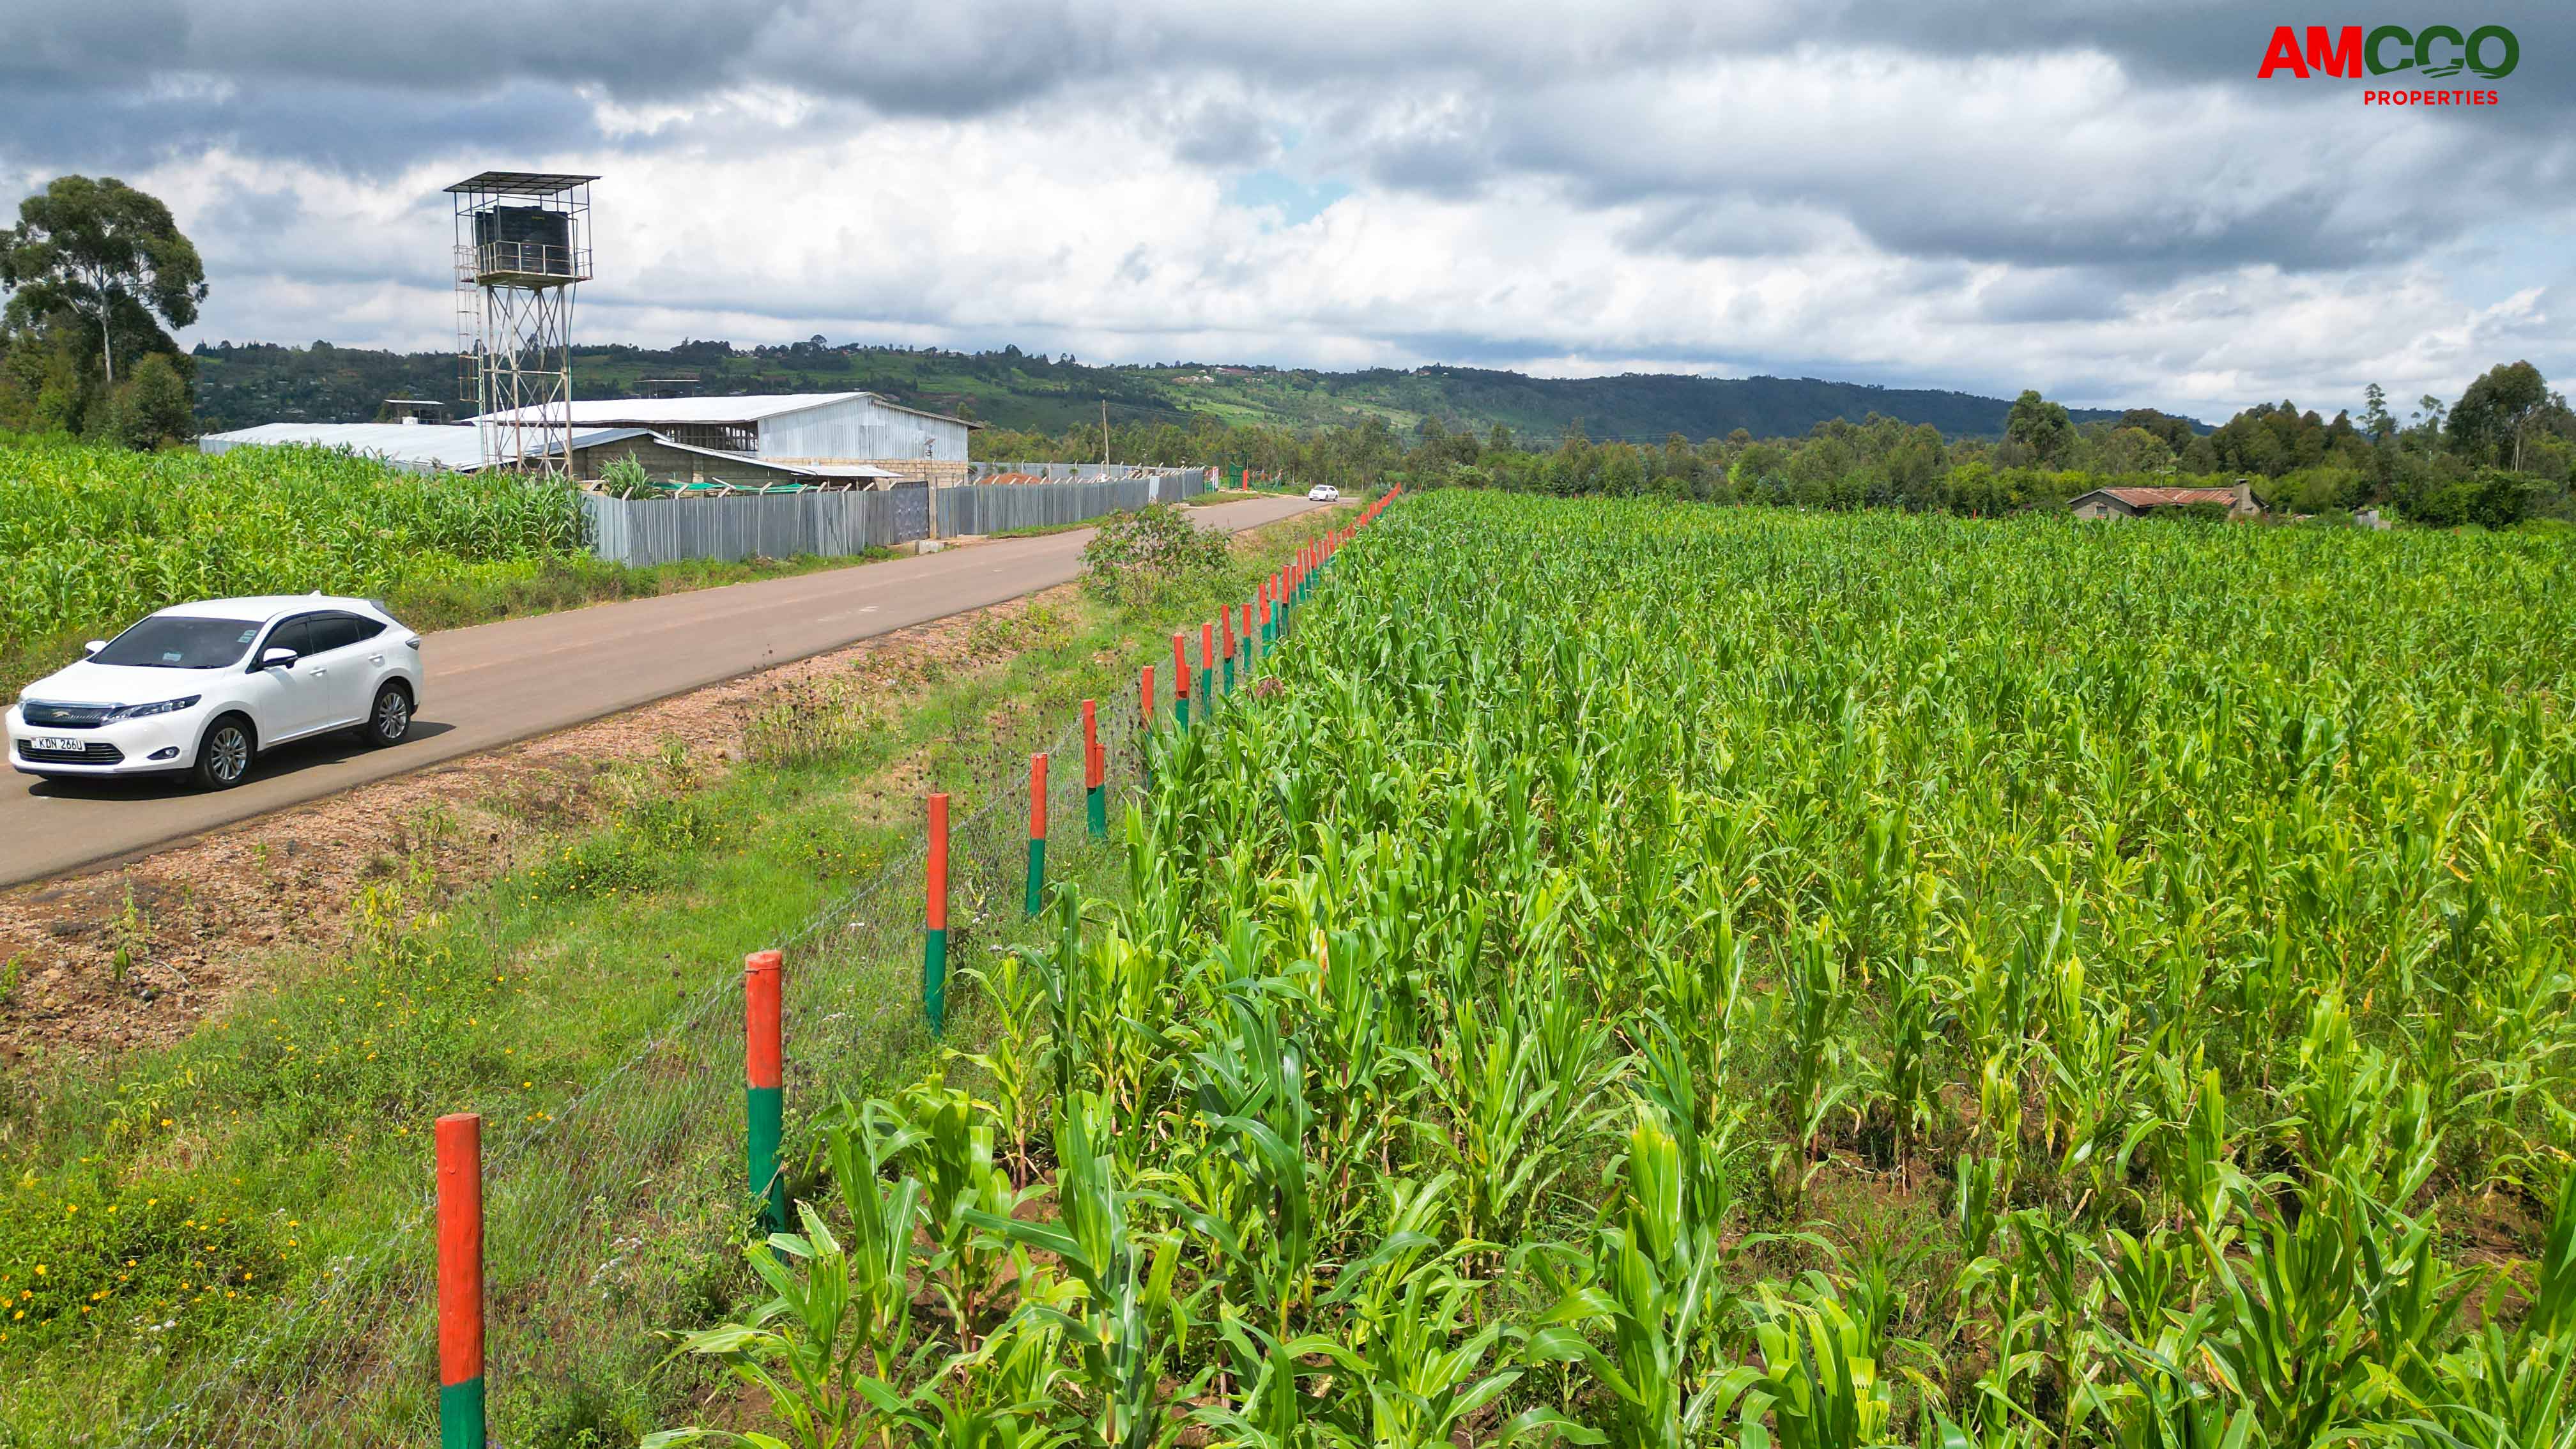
left=467, top=392, right=980, bottom=487
left=381, top=398, right=449, bottom=424
left=2069, top=481, right=2259, bottom=521
left=2354, top=507, right=2393, bottom=530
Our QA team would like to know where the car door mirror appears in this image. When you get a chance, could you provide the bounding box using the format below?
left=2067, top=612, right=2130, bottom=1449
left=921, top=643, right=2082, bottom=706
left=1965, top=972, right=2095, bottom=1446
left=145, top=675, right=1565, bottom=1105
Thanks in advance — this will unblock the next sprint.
left=82, top=640, right=105, bottom=656
left=261, top=647, right=299, bottom=670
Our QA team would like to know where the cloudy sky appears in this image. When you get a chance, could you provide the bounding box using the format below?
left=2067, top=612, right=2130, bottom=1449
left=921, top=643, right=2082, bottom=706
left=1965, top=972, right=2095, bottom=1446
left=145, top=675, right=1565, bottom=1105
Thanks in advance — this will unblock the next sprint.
left=4, top=0, right=2569, bottom=420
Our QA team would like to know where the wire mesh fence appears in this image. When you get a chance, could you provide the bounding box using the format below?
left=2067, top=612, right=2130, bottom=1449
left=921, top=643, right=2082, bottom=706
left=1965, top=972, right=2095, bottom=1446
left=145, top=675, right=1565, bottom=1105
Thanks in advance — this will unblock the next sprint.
left=114, top=675, right=1170, bottom=1446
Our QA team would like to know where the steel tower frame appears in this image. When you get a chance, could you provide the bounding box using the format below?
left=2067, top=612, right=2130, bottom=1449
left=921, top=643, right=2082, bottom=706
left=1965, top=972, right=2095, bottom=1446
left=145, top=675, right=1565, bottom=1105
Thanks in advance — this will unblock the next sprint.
left=444, top=172, right=597, bottom=477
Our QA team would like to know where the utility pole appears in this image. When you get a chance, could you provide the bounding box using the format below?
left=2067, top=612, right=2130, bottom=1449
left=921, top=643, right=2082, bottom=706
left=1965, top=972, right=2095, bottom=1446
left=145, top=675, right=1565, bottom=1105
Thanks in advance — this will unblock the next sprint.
left=1101, top=399, right=1110, bottom=466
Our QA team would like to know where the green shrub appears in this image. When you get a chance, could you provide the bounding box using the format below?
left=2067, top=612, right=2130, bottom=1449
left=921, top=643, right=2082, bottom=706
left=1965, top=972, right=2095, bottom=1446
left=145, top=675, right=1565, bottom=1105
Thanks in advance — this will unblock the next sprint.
left=2398, top=468, right=2536, bottom=528
left=598, top=453, right=653, bottom=499
left=1078, top=505, right=1228, bottom=606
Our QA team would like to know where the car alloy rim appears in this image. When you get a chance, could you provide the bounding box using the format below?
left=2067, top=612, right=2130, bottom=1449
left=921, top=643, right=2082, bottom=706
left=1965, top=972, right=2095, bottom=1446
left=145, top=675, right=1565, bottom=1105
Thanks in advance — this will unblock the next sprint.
left=211, top=728, right=248, bottom=781
left=376, top=693, right=408, bottom=736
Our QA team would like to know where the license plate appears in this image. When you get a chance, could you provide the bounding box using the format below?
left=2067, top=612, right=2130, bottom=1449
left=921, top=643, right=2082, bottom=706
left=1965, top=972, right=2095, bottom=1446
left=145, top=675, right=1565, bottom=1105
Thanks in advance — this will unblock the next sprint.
left=32, top=736, right=84, bottom=753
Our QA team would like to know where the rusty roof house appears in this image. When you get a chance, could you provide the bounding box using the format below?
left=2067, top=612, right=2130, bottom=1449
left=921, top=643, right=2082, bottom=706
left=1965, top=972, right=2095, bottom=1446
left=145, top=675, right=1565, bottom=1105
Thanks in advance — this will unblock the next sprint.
left=2069, top=480, right=2260, bottom=521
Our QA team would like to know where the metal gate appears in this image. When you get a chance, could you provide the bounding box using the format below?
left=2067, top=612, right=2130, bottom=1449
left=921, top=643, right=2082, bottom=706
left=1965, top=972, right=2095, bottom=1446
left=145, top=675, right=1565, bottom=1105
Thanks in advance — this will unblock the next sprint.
left=890, top=482, right=930, bottom=542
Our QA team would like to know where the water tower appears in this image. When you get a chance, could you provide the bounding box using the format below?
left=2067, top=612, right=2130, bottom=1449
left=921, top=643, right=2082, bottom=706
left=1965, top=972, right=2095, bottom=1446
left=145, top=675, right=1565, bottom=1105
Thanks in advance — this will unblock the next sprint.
left=444, top=171, right=597, bottom=475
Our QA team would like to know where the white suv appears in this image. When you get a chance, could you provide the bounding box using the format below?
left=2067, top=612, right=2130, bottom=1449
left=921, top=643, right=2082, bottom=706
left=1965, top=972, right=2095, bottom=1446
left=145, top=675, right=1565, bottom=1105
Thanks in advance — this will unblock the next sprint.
left=8, top=595, right=423, bottom=790
left=1307, top=484, right=1340, bottom=502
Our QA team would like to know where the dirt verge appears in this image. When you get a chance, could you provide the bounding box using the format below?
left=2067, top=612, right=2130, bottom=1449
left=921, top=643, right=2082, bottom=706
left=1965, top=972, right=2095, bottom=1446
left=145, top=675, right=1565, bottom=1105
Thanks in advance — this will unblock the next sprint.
left=0, top=587, right=1079, bottom=1071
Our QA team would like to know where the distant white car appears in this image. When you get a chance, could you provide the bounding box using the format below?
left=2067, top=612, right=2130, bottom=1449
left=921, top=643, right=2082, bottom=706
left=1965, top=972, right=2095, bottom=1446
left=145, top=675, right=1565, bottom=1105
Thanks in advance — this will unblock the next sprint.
left=8, top=595, right=423, bottom=790
left=1307, top=484, right=1340, bottom=502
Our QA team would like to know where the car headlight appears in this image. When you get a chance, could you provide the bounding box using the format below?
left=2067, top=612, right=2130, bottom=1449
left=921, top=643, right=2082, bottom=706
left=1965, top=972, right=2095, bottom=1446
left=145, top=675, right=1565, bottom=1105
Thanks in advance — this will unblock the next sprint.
left=107, top=696, right=202, bottom=721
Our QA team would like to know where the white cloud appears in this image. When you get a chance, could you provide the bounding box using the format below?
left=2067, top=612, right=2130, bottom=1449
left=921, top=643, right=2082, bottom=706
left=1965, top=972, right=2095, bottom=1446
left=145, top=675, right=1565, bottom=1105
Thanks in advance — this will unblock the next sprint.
left=9, top=0, right=2570, bottom=421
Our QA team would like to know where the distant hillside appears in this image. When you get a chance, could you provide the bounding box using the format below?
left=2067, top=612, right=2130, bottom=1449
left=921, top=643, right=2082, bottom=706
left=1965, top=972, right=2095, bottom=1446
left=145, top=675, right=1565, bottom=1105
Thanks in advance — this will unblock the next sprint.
left=188, top=340, right=2154, bottom=441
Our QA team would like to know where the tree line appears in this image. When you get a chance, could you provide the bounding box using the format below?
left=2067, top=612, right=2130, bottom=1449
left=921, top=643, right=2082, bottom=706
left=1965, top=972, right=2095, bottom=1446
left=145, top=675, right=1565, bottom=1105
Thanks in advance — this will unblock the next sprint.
left=981, top=367, right=2576, bottom=528
left=4, top=167, right=2566, bottom=528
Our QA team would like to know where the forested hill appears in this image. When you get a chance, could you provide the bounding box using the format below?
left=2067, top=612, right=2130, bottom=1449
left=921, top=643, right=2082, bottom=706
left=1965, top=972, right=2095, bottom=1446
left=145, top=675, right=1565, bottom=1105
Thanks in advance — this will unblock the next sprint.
left=1390, top=367, right=2131, bottom=440
left=187, top=339, right=2144, bottom=440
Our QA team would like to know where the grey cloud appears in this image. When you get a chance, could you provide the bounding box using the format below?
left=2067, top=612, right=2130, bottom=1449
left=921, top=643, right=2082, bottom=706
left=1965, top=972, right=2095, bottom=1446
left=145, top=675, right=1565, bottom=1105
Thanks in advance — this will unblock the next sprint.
left=4, top=0, right=2566, bottom=421
left=1954, top=268, right=2135, bottom=325
left=1616, top=197, right=1860, bottom=259
left=0, top=73, right=604, bottom=178
left=1163, top=93, right=1281, bottom=170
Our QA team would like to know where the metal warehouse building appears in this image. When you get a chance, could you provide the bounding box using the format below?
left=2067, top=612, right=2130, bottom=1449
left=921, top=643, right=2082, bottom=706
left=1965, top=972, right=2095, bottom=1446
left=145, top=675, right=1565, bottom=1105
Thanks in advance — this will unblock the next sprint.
left=197, top=420, right=900, bottom=489
left=469, top=392, right=979, bottom=487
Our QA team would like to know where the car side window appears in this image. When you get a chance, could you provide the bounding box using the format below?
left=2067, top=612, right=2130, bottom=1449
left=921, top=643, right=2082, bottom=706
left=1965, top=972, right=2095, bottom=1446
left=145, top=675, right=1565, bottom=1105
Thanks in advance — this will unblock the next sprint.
left=343, top=615, right=386, bottom=646
left=260, top=618, right=312, bottom=664
left=305, top=615, right=362, bottom=654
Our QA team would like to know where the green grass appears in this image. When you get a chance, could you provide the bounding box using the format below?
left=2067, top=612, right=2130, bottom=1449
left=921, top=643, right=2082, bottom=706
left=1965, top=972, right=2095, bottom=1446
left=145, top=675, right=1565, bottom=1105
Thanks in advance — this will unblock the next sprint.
left=0, top=508, right=1344, bottom=1445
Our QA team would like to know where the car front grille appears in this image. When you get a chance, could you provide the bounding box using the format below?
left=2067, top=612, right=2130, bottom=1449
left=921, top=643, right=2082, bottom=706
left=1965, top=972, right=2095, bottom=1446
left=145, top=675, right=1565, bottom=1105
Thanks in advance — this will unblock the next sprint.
left=20, top=701, right=113, bottom=730
left=17, top=740, right=125, bottom=765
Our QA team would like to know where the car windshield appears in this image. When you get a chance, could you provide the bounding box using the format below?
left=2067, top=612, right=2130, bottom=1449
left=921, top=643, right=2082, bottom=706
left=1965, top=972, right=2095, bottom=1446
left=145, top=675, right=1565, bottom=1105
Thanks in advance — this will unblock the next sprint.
left=91, top=616, right=264, bottom=670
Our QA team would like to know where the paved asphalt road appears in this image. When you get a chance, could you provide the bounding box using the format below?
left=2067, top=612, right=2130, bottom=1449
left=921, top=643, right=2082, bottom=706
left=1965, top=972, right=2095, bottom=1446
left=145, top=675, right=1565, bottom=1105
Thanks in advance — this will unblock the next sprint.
left=1, top=494, right=1326, bottom=887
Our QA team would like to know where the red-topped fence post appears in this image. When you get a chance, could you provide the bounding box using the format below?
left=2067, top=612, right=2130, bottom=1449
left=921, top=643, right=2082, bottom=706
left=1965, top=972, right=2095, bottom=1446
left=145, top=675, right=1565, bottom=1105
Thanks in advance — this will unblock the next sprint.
left=1199, top=620, right=1215, bottom=715
left=1025, top=753, right=1048, bottom=916
left=1084, top=698, right=1105, bottom=838
left=924, top=793, right=949, bottom=1036
left=436, top=1112, right=485, bottom=1449
left=744, top=949, right=785, bottom=1232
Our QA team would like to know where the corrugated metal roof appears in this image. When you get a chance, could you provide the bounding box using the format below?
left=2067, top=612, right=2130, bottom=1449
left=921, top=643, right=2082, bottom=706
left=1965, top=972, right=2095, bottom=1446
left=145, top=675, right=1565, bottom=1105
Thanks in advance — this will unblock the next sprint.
left=470, top=393, right=870, bottom=425
left=2099, top=487, right=2241, bottom=507
left=197, top=422, right=641, bottom=472
left=468, top=392, right=980, bottom=429
left=862, top=395, right=988, bottom=429
left=443, top=171, right=598, bottom=196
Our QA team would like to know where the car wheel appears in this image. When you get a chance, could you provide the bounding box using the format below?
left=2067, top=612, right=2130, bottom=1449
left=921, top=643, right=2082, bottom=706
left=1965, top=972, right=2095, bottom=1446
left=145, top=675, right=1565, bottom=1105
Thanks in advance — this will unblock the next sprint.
left=194, top=715, right=256, bottom=790
left=362, top=682, right=413, bottom=747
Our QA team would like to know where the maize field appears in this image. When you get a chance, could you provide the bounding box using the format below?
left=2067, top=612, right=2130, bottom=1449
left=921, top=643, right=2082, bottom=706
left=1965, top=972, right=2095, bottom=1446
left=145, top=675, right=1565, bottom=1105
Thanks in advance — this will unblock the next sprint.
left=663, top=491, right=2576, bottom=1448
left=0, top=435, right=586, bottom=654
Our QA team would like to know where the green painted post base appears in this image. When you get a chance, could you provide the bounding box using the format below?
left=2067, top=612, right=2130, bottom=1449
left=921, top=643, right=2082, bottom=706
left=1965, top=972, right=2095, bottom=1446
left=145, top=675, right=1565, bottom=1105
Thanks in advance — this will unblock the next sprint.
left=747, top=1084, right=785, bottom=1233
left=1025, top=836, right=1046, bottom=916
left=1176, top=696, right=1191, bottom=730
left=924, top=928, right=947, bottom=1036
left=1199, top=669, right=1213, bottom=716
left=1086, top=785, right=1106, bottom=838
left=440, top=1377, right=486, bottom=1449
left=1223, top=657, right=1234, bottom=694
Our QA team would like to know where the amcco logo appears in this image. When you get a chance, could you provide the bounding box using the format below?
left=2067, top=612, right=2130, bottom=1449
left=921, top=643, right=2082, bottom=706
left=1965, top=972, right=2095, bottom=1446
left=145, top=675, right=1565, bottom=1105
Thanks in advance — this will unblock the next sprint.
left=2258, top=23, right=2520, bottom=104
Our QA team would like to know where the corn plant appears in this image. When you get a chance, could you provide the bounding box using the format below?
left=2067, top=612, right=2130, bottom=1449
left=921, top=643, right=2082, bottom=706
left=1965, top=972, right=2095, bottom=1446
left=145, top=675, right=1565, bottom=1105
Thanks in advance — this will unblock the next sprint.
left=645, top=493, right=2576, bottom=1448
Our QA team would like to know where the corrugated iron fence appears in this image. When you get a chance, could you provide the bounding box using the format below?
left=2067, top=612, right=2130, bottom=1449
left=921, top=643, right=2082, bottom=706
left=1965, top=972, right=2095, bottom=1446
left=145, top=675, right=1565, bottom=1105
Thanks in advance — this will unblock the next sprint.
left=936, top=478, right=1150, bottom=535
left=579, top=487, right=914, bottom=565
left=580, top=470, right=1211, bottom=566
left=967, top=463, right=1215, bottom=485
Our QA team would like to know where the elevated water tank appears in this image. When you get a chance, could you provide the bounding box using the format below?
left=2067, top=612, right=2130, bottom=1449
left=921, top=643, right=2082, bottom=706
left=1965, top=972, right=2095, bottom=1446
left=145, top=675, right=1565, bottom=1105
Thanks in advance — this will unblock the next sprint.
left=472, top=206, right=574, bottom=278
